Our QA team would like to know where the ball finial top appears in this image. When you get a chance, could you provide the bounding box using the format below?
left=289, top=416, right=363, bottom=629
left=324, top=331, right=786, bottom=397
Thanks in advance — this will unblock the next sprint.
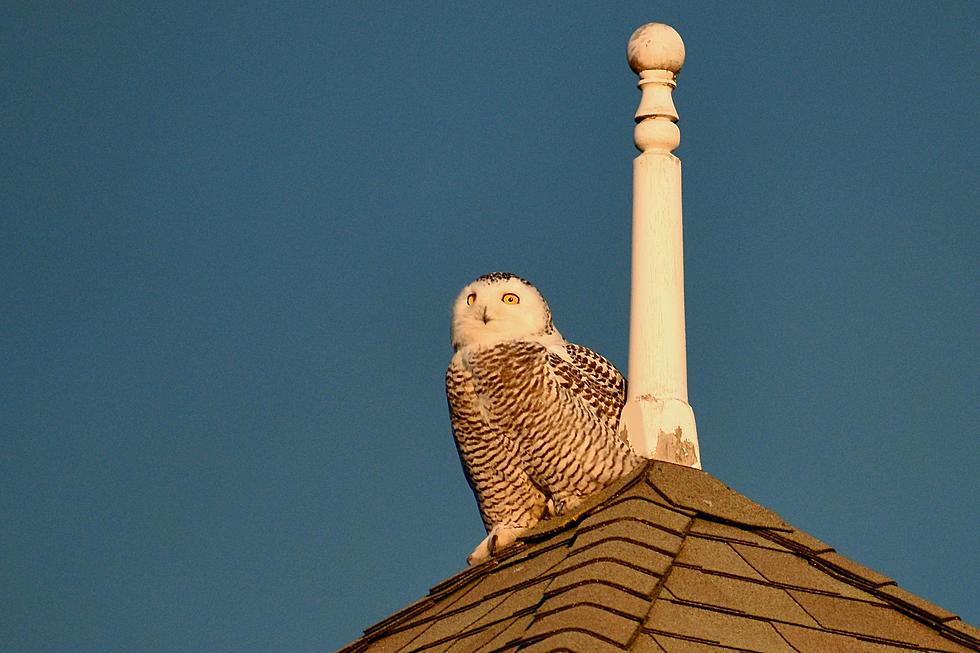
left=627, top=23, right=685, bottom=74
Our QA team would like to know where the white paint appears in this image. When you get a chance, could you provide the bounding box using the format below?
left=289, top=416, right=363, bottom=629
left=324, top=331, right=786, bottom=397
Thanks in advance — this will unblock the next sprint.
left=621, top=23, right=701, bottom=469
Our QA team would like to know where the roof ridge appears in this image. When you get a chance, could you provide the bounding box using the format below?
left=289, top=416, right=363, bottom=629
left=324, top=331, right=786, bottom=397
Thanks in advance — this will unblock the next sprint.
left=649, top=594, right=949, bottom=652
left=753, top=525, right=980, bottom=648
left=774, top=619, right=980, bottom=653
left=670, top=560, right=891, bottom=606
left=624, top=504, right=696, bottom=651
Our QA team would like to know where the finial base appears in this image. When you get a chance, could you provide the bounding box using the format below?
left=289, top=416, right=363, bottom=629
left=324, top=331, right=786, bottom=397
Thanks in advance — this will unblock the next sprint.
left=621, top=396, right=701, bottom=469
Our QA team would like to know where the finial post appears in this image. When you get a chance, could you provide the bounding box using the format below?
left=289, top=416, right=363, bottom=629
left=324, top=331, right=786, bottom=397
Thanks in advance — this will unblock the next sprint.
left=620, top=23, right=701, bottom=468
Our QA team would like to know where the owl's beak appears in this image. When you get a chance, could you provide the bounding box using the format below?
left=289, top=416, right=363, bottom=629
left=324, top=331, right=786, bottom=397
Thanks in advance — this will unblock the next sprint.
left=482, top=307, right=490, bottom=324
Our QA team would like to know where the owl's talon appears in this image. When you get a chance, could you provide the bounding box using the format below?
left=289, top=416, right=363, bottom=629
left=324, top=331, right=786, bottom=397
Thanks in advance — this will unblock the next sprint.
left=552, top=493, right=585, bottom=516
left=467, top=525, right=526, bottom=565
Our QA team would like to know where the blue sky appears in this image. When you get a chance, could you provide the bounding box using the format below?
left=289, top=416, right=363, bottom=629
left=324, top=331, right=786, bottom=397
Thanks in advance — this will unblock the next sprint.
left=1, top=3, right=977, bottom=652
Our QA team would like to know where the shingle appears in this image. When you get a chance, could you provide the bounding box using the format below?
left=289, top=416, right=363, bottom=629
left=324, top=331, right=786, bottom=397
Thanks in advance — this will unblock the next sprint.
left=772, top=622, right=925, bottom=653
left=788, top=590, right=976, bottom=652
left=421, top=579, right=491, bottom=622
left=524, top=604, right=640, bottom=646
left=664, top=566, right=819, bottom=626
left=631, top=633, right=668, bottom=652
left=463, top=583, right=548, bottom=632
left=405, top=590, right=517, bottom=651
left=518, top=629, right=628, bottom=653
left=442, top=615, right=524, bottom=653
left=943, top=619, right=980, bottom=647
left=573, top=518, right=685, bottom=556
left=632, top=477, right=697, bottom=514
left=547, top=558, right=662, bottom=596
left=427, top=564, right=488, bottom=599
left=508, top=528, right=578, bottom=560
left=540, top=580, right=653, bottom=619
left=578, top=496, right=692, bottom=535
left=566, top=538, right=675, bottom=577
left=674, top=536, right=767, bottom=580
left=731, top=542, right=882, bottom=601
left=359, top=596, right=439, bottom=641
left=687, top=518, right=789, bottom=550
left=878, top=584, right=959, bottom=622
left=400, top=582, right=538, bottom=649
left=650, top=634, right=745, bottom=652
left=816, top=551, right=894, bottom=588
left=360, top=620, right=430, bottom=652
left=761, top=527, right=834, bottom=554
left=646, top=462, right=792, bottom=530
left=644, top=599, right=797, bottom=652
left=414, top=637, right=457, bottom=652
left=451, top=545, right=568, bottom=607
left=471, top=614, right=533, bottom=652
left=357, top=550, right=555, bottom=649
left=658, top=586, right=678, bottom=600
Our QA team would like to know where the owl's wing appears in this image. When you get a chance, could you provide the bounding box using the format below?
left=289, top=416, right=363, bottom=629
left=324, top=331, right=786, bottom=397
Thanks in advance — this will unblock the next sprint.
left=446, top=359, right=547, bottom=533
left=473, top=341, right=640, bottom=504
left=550, top=343, right=627, bottom=436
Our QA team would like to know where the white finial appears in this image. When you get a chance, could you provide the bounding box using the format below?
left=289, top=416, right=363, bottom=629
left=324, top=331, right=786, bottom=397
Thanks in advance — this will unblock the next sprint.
left=627, top=23, right=685, bottom=75
left=628, top=23, right=685, bottom=154
left=621, top=23, right=701, bottom=469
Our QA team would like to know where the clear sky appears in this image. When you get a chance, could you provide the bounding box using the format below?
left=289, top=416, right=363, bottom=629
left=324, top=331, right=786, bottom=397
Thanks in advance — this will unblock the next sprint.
left=2, top=3, right=977, bottom=652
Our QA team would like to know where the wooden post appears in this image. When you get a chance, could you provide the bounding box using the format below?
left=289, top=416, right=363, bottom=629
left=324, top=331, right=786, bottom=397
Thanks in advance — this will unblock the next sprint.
left=620, top=23, right=701, bottom=469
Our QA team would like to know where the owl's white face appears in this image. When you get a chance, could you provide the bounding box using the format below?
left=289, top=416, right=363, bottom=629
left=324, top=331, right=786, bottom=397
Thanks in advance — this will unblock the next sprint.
left=451, top=274, right=561, bottom=350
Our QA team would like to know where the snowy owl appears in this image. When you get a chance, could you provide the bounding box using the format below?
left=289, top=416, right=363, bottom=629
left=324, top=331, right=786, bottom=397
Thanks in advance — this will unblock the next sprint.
left=446, top=272, right=642, bottom=564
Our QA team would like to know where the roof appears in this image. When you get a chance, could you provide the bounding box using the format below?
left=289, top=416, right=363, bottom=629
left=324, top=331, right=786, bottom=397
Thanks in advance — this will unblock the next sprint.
left=339, top=460, right=980, bottom=652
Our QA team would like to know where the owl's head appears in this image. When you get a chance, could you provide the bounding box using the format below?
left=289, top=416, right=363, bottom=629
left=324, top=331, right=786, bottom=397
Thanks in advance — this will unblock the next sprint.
left=451, top=272, right=562, bottom=351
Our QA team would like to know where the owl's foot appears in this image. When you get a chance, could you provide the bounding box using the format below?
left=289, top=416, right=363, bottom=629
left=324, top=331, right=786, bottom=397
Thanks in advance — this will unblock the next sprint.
left=467, top=524, right=527, bottom=566
left=551, top=493, right=585, bottom=516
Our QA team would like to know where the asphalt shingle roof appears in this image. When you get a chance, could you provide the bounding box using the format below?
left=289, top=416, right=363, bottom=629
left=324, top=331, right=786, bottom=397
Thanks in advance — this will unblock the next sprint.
left=339, top=460, right=980, bottom=652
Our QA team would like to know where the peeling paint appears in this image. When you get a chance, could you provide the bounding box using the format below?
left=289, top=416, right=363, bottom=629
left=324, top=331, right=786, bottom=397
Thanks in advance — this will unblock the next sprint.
left=653, top=426, right=699, bottom=466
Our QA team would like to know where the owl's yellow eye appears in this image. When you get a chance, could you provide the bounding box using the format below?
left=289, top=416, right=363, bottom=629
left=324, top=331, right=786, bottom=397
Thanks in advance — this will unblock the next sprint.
left=501, top=293, right=520, bottom=305
left=466, top=293, right=476, bottom=306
